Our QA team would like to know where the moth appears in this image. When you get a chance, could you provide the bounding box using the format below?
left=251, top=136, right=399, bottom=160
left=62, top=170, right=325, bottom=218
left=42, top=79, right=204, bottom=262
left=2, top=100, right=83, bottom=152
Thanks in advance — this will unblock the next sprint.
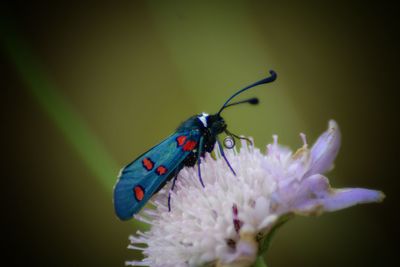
left=114, top=70, right=277, bottom=220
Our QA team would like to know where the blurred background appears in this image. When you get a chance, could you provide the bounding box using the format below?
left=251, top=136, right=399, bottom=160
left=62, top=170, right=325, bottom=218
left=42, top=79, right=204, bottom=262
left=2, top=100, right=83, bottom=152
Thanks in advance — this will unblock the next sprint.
left=1, top=1, right=398, bottom=266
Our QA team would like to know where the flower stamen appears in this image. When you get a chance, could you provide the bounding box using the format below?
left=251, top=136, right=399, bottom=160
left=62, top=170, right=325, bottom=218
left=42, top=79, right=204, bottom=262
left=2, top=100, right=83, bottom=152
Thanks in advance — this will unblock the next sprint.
left=232, top=204, right=243, bottom=233
left=300, top=132, right=308, bottom=147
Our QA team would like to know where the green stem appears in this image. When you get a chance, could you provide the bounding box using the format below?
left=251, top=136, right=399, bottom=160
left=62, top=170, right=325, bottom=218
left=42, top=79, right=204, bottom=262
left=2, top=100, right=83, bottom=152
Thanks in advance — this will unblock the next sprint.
left=253, top=256, right=268, bottom=267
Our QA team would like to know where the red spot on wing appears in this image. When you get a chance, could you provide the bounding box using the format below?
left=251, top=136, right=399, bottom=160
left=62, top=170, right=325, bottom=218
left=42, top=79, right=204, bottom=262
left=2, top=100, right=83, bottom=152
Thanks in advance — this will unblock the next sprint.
left=142, top=157, right=154, bottom=171
left=156, top=165, right=168, bottom=176
left=176, top=135, right=187, bottom=147
left=183, top=140, right=197, bottom=151
left=133, top=185, right=145, bottom=201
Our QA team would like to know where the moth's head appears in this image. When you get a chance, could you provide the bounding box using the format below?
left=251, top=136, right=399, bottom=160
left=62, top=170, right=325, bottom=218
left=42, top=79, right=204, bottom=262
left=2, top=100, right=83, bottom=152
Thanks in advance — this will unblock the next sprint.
left=206, top=113, right=227, bottom=135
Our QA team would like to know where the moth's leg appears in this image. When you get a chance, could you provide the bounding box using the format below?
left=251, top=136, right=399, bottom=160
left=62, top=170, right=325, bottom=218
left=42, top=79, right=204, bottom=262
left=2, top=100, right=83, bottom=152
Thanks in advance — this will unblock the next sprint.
left=217, top=138, right=236, bottom=176
left=168, top=169, right=180, bottom=212
left=197, top=136, right=205, bottom=188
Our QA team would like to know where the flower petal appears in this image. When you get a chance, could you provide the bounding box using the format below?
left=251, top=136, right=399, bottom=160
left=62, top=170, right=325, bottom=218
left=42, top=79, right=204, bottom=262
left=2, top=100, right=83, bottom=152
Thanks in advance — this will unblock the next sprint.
left=317, top=187, right=385, bottom=212
left=289, top=174, right=384, bottom=215
left=307, top=120, right=341, bottom=176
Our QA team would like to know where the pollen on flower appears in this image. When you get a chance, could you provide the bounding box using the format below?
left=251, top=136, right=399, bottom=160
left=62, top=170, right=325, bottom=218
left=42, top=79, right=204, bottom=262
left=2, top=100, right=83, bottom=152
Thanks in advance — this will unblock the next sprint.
left=126, top=120, right=384, bottom=267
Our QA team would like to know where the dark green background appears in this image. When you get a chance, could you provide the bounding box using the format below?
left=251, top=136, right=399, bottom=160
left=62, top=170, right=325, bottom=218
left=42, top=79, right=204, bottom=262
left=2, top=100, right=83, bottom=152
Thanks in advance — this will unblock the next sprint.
left=1, top=1, right=398, bottom=266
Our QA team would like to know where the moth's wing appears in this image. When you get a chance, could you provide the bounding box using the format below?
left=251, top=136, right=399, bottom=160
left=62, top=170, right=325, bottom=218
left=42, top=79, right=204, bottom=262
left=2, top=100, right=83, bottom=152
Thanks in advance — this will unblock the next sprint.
left=113, top=130, right=200, bottom=220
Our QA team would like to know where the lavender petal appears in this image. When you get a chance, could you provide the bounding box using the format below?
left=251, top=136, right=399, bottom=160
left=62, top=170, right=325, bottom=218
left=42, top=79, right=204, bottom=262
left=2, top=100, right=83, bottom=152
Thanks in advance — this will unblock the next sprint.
left=306, top=120, right=341, bottom=176
left=290, top=175, right=384, bottom=215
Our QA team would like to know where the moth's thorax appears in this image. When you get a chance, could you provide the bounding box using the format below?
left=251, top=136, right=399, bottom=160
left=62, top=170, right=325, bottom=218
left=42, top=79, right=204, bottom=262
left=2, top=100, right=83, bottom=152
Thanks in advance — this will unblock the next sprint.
left=197, top=112, right=209, bottom=127
left=177, top=113, right=226, bottom=135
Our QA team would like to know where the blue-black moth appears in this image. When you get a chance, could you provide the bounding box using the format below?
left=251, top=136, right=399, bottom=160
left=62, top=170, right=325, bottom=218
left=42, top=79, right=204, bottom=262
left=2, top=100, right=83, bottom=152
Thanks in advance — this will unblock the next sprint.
left=113, top=70, right=277, bottom=220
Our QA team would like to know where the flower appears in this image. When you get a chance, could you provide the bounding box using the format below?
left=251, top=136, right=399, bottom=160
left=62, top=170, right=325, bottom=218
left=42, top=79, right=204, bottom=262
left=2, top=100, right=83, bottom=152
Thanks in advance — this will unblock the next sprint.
left=126, top=120, right=384, bottom=267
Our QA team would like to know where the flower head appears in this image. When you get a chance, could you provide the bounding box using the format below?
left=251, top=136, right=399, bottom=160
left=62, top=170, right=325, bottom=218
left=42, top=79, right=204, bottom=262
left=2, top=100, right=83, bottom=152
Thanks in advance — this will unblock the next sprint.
left=127, top=120, right=384, bottom=267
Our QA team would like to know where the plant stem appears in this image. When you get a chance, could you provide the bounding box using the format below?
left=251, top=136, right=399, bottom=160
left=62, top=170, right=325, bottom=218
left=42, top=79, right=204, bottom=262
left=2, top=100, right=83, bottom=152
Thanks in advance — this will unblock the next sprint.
left=253, top=256, right=267, bottom=267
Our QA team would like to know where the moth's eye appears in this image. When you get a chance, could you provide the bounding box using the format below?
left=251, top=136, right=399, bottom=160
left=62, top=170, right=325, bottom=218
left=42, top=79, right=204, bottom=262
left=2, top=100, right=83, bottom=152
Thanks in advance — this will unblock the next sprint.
left=223, top=136, right=235, bottom=149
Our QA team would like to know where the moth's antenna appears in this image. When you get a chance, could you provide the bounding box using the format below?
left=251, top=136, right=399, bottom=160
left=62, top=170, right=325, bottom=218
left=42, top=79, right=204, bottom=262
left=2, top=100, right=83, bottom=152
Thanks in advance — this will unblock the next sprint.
left=217, top=70, right=277, bottom=115
left=223, top=97, right=259, bottom=109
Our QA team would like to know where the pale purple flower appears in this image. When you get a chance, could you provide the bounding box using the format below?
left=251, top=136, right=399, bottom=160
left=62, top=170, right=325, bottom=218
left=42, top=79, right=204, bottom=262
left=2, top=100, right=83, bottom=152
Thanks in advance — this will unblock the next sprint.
left=126, top=120, right=384, bottom=267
